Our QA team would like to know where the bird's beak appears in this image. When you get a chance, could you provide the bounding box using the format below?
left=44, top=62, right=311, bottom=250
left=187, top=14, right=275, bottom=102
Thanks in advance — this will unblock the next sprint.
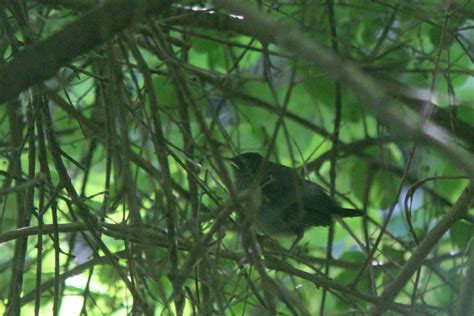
left=223, top=156, right=239, bottom=169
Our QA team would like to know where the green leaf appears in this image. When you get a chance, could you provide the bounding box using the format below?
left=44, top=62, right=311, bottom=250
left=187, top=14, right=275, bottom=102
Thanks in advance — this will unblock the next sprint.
left=451, top=221, right=474, bottom=249
left=371, top=170, right=399, bottom=210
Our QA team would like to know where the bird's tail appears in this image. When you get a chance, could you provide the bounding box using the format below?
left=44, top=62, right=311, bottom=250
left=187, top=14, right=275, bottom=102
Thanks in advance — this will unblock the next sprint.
left=338, top=208, right=362, bottom=218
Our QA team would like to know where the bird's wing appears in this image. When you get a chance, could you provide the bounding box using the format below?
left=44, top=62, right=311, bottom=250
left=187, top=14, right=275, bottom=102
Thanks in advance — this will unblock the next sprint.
left=298, top=180, right=340, bottom=227
left=302, top=181, right=338, bottom=207
left=260, top=162, right=299, bottom=197
left=259, top=164, right=343, bottom=229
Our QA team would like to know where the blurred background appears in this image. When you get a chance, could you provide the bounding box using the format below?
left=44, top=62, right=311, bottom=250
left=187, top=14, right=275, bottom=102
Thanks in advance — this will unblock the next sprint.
left=0, top=1, right=473, bottom=315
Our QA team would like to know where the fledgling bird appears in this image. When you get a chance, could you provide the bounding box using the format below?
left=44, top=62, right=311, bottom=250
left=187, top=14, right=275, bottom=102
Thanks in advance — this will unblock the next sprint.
left=230, top=152, right=361, bottom=240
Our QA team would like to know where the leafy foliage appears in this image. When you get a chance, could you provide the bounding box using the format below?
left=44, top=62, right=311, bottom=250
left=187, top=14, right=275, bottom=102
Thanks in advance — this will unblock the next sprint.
left=0, top=1, right=473, bottom=315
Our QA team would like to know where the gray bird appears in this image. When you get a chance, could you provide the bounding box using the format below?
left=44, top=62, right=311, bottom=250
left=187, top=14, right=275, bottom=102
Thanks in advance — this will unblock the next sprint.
left=230, top=152, right=361, bottom=240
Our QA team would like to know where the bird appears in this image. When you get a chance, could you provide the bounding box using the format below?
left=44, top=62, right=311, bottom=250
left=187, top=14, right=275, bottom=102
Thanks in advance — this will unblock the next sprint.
left=229, top=152, right=361, bottom=240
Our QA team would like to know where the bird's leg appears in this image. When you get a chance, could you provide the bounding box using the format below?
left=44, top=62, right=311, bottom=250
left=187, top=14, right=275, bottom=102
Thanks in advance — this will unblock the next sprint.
left=255, top=233, right=267, bottom=250
left=288, top=231, right=304, bottom=254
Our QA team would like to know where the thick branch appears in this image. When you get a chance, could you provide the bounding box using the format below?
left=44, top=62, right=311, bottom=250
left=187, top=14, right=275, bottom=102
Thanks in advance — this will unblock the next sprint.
left=0, top=0, right=171, bottom=104
left=213, top=0, right=474, bottom=177
left=370, top=181, right=474, bottom=315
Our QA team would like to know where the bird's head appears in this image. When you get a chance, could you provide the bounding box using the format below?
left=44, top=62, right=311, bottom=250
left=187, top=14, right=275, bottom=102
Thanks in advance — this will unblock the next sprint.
left=229, top=152, right=264, bottom=174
